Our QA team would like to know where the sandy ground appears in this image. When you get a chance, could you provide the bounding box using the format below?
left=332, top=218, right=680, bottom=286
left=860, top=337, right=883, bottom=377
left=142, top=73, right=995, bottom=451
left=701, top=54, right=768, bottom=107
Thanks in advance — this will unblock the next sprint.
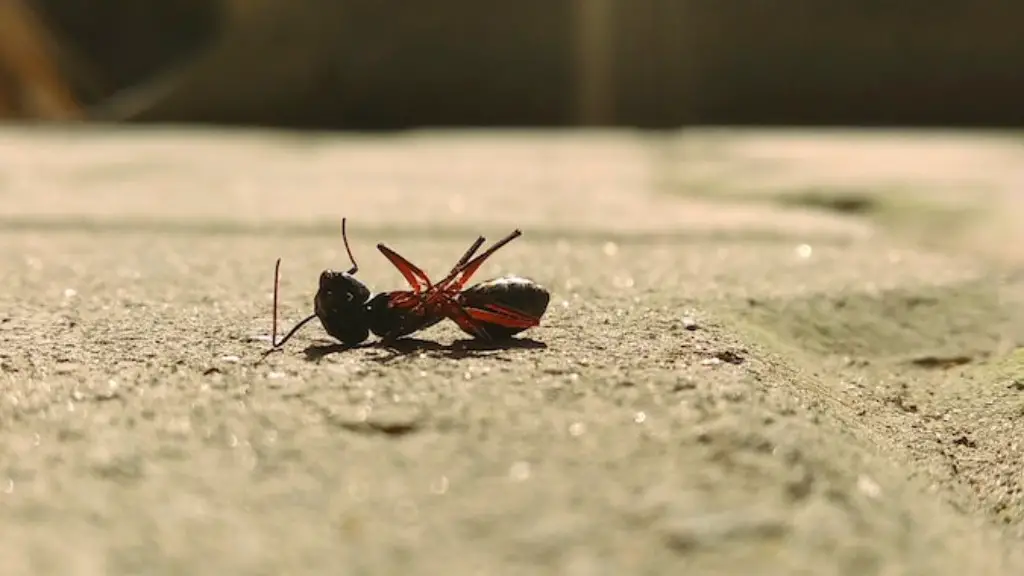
left=2, top=126, right=1024, bottom=575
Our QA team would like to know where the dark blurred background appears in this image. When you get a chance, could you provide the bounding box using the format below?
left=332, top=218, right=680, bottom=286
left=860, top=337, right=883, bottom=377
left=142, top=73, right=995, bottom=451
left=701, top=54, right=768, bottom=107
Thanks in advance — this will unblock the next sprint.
left=2, top=0, right=1022, bottom=129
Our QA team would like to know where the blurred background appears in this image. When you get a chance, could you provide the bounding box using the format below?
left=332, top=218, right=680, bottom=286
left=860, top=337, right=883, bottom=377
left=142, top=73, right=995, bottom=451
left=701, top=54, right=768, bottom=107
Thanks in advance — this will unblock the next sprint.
left=2, top=0, right=1022, bottom=130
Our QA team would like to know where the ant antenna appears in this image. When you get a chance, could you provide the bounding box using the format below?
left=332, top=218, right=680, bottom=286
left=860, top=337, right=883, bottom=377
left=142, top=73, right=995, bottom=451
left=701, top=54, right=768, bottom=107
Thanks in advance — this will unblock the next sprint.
left=265, top=257, right=317, bottom=354
left=342, top=217, right=359, bottom=275
left=273, top=314, right=317, bottom=350
left=264, top=217, right=357, bottom=357
left=272, top=257, right=281, bottom=346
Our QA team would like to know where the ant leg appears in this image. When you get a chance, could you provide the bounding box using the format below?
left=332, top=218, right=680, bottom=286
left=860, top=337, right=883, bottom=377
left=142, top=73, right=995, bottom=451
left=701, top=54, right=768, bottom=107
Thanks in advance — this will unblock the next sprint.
left=389, top=230, right=519, bottom=321
left=451, top=236, right=486, bottom=272
left=377, top=243, right=432, bottom=293
left=400, top=235, right=485, bottom=316
left=442, top=229, right=521, bottom=290
left=444, top=299, right=493, bottom=342
left=462, top=303, right=540, bottom=329
left=426, top=229, right=522, bottom=306
left=377, top=235, right=483, bottom=305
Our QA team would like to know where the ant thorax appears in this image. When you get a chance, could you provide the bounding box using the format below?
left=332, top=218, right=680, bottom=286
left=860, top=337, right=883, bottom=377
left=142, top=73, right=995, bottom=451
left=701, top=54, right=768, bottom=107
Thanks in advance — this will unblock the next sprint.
left=364, top=291, right=443, bottom=340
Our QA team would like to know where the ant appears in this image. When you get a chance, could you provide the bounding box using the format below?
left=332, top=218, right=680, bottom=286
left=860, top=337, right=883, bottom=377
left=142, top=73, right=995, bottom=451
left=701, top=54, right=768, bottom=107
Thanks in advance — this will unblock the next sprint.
left=264, top=218, right=550, bottom=354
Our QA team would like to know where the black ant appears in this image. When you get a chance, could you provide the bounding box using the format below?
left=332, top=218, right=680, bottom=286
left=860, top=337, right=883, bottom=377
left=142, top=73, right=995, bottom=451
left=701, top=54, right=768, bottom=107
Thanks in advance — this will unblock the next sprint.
left=265, top=218, right=550, bottom=353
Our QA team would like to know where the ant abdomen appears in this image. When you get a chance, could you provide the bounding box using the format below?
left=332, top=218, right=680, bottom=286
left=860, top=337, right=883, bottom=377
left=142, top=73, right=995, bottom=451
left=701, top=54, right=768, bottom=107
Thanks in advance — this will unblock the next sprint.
left=458, top=276, right=550, bottom=339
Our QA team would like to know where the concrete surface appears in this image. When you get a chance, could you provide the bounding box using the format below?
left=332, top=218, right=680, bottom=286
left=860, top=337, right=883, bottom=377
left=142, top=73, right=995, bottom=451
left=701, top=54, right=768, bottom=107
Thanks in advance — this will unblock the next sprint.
left=1, top=126, right=1024, bottom=574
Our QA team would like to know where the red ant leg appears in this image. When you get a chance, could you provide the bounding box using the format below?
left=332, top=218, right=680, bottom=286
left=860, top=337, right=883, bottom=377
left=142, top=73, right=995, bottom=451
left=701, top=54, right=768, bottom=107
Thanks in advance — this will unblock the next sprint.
left=425, top=229, right=522, bottom=307
left=392, top=229, right=521, bottom=323
left=379, top=234, right=486, bottom=294
left=377, top=234, right=486, bottom=308
left=463, top=303, right=540, bottom=328
left=376, top=231, right=524, bottom=341
left=451, top=236, right=485, bottom=271
left=441, top=298, right=493, bottom=341
left=376, top=243, right=431, bottom=294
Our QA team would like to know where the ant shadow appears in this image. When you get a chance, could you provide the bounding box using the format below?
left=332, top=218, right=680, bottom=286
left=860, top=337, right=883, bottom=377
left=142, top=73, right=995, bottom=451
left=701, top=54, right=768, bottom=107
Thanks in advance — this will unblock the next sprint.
left=302, top=336, right=547, bottom=364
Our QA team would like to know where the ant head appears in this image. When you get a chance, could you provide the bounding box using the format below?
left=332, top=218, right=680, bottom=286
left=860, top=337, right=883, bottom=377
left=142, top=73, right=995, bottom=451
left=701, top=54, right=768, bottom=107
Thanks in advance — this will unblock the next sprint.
left=313, top=269, right=372, bottom=345
left=266, top=218, right=372, bottom=351
left=313, top=218, right=372, bottom=344
left=317, top=269, right=371, bottom=303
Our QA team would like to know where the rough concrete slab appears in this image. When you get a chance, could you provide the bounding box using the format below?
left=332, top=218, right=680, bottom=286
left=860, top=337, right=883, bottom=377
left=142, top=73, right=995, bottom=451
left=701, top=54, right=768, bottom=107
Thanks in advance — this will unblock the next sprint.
left=1, top=127, right=1024, bottom=575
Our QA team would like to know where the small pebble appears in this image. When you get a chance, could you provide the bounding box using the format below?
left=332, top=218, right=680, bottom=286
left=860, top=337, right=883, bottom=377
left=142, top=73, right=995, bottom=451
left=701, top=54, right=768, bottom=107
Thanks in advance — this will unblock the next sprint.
left=682, top=316, right=698, bottom=331
left=365, top=405, right=423, bottom=435
left=430, top=476, right=449, bottom=495
left=857, top=474, right=882, bottom=499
